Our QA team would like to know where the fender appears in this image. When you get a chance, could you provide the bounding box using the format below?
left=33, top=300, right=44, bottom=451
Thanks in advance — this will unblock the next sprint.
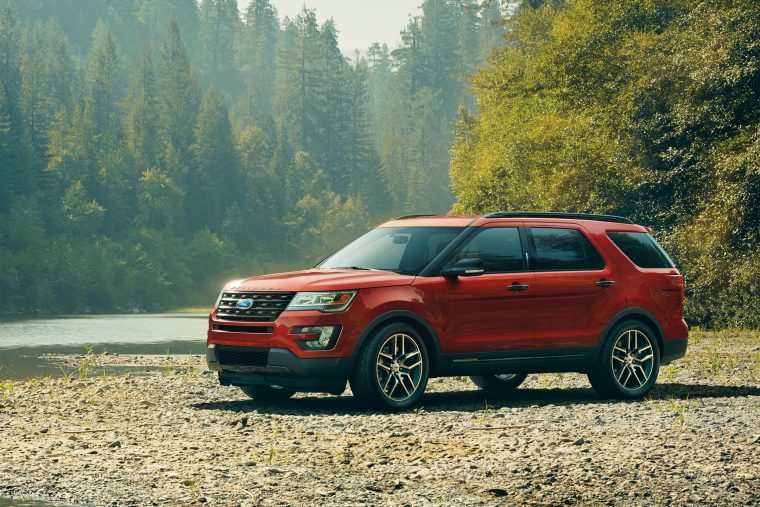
left=598, top=307, right=664, bottom=354
left=350, top=309, right=442, bottom=362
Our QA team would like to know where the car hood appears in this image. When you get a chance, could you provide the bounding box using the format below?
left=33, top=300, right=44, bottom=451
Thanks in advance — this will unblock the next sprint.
left=224, top=269, right=415, bottom=292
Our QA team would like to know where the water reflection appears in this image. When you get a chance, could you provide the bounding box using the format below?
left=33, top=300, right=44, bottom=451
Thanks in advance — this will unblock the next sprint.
left=0, top=313, right=208, bottom=379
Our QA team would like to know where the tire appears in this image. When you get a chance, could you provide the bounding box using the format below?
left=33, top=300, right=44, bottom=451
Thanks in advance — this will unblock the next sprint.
left=588, top=320, right=660, bottom=399
left=470, top=373, right=528, bottom=392
left=239, top=385, right=295, bottom=402
left=349, top=322, right=429, bottom=411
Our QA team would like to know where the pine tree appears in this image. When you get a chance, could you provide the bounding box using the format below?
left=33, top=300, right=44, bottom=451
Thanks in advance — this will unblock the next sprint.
left=136, top=0, right=199, bottom=54
left=136, top=167, right=184, bottom=229
left=0, top=1, right=22, bottom=206
left=84, top=20, right=121, bottom=151
left=0, top=86, right=13, bottom=208
left=18, top=23, right=53, bottom=194
left=198, top=0, right=240, bottom=94
left=275, top=8, right=322, bottom=155
left=83, top=21, right=132, bottom=231
left=239, top=0, right=279, bottom=119
left=345, top=59, right=389, bottom=216
left=188, top=86, right=238, bottom=231
left=124, top=44, right=160, bottom=169
left=455, top=0, right=480, bottom=109
left=157, top=14, right=199, bottom=179
left=317, top=18, right=350, bottom=189
left=236, top=124, right=277, bottom=248
left=478, top=0, right=506, bottom=61
left=45, top=20, right=74, bottom=114
left=0, top=1, right=19, bottom=109
left=366, top=42, right=392, bottom=146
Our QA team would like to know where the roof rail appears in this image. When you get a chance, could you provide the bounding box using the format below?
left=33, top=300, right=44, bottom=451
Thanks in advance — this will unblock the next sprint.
left=483, top=211, right=634, bottom=224
left=395, top=214, right=436, bottom=220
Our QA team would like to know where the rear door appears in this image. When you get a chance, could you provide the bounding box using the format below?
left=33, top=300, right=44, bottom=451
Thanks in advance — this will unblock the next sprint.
left=439, top=223, right=535, bottom=353
left=526, top=224, right=622, bottom=350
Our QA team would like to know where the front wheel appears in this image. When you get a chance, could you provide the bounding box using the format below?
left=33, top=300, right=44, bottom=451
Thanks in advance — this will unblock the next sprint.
left=239, top=385, right=295, bottom=402
left=588, top=320, right=660, bottom=399
left=350, top=323, right=429, bottom=410
left=470, top=373, right=528, bottom=392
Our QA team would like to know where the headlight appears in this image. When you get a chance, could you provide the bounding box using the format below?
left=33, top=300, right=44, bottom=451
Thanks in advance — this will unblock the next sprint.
left=286, top=291, right=357, bottom=312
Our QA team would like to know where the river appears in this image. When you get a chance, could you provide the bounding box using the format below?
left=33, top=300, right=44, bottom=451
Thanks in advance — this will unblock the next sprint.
left=0, top=313, right=208, bottom=380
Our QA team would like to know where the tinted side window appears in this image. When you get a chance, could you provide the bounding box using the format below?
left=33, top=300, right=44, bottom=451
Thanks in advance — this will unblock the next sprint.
left=448, top=227, right=524, bottom=273
left=530, top=228, right=605, bottom=271
left=608, top=232, right=675, bottom=268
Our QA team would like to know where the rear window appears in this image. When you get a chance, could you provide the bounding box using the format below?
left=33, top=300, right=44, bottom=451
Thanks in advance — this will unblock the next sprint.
left=607, top=232, right=675, bottom=268
left=529, top=228, right=605, bottom=271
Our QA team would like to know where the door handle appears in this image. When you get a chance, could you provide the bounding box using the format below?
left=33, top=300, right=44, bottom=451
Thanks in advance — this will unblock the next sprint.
left=507, top=283, right=530, bottom=292
left=596, top=280, right=616, bottom=287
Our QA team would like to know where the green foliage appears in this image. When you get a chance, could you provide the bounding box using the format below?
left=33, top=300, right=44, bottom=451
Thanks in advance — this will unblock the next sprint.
left=0, top=0, right=509, bottom=313
left=370, top=0, right=513, bottom=214
left=450, top=0, right=760, bottom=327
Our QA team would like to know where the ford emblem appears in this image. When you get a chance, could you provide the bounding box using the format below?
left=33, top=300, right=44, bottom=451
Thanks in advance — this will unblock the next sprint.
left=236, top=298, right=254, bottom=309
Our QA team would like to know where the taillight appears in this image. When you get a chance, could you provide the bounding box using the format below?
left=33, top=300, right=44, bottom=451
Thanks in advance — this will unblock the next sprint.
left=666, top=274, right=684, bottom=290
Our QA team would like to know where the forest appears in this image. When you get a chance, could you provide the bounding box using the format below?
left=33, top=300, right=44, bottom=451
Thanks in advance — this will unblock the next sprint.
left=1, top=0, right=758, bottom=328
left=0, top=0, right=508, bottom=312
left=451, top=0, right=760, bottom=327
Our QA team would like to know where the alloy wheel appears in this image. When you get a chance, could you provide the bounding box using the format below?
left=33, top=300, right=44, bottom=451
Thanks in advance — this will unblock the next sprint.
left=375, top=333, right=424, bottom=402
left=611, top=329, right=655, bottom=390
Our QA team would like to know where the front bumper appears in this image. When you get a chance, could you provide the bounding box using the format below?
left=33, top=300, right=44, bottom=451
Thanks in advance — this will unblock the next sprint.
left=206, top=344, right=353, bottom=393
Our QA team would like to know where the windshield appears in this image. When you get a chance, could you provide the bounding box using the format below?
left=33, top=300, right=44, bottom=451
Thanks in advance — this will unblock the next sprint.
left=319, top=226, right=464, bottom=276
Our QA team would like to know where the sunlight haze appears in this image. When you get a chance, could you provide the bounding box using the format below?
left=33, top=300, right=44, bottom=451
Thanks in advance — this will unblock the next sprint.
left=237, top=0, right=416, bottom=52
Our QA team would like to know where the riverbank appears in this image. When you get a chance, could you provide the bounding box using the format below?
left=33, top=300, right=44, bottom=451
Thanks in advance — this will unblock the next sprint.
left=1, top=330, right=758, bottom=506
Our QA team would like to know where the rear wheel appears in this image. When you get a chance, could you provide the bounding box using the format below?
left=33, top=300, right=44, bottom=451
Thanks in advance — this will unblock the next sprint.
left=588, top=320, right=660, bottom=399
left=470, top=373, right=528, bottom=392
left=350, top=323, right=429, bottom=410
left=239, top=385, right=295, bottom=402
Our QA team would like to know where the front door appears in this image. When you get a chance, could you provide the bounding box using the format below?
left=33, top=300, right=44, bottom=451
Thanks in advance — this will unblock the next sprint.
left=440, top=225, right=535, bottom=353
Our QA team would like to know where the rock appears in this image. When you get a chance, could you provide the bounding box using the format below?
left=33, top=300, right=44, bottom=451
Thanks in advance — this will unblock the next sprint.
left=72, top=449, right=97, bottom=455
left=484, top=488, right=508, bottom=497
left=2, top=344, right=758, bottom=506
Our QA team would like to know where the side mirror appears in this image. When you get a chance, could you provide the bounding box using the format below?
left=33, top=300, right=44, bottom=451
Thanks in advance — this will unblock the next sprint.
left=441, top=258, right=485, bottom=278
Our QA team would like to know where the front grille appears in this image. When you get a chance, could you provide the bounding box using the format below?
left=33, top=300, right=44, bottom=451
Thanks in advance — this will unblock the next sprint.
left=216, top=292, right=296, bottom=322
left=216, top=346, right=270, bottom=367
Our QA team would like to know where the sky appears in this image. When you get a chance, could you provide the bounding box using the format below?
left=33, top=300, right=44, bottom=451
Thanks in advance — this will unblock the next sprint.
left=236, top=0, right=419, bottom=54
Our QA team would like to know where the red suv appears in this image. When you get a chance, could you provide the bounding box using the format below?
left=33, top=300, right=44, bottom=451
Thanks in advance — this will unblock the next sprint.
left=206, top=212, right=688, bottom=410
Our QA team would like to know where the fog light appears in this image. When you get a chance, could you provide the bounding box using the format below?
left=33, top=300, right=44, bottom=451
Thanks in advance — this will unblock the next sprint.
left=293, top=325, right=340, bottom=350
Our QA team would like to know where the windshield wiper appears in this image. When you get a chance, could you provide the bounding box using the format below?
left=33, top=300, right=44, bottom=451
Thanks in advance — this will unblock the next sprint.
left=334, top=266, right=373, bottom=270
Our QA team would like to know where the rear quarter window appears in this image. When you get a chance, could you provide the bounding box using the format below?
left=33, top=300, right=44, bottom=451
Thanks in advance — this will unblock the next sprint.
left=607, top=232, right=675, bottom=268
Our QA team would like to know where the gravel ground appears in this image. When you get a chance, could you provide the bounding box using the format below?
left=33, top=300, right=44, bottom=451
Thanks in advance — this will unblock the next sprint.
left=1, top=329, right=759, bottom=506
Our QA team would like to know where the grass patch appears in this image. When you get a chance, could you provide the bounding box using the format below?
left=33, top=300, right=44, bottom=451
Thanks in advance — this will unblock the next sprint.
left=667, top=396, right=693, bottom=433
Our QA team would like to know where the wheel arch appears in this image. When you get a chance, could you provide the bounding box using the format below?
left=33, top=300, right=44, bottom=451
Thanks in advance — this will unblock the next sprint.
left=350, top=310, right=442, bottom=374
left=599, top=308, right=664, bottom=357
